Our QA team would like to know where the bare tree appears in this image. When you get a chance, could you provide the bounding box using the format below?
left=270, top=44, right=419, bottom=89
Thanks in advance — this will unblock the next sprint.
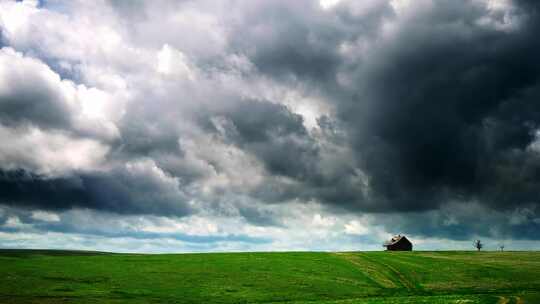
left=473, top=240, right=483, bottom=251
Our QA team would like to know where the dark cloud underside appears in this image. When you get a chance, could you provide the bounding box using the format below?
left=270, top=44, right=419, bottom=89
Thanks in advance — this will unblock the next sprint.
left=0, top=169, right=192, bottom=216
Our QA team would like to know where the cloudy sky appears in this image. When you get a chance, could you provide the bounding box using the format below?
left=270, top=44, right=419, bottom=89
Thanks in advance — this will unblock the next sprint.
left=0, top=0, right=539, bottom=252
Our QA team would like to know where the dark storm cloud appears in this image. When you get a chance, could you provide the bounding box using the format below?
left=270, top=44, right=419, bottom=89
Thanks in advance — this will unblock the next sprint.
left=342, top=0, right=540, bottom=212
left=228, top=0, right=392, bottom=84
left=200, top=99, right=370, bottom=210
left=229, top=0, right=540, bottom=216
left=203, top=99, right=319, bottom=179
left=0, top=168, right=192, bottom=217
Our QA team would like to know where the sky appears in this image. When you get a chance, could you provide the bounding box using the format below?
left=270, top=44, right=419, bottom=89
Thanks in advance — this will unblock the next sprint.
left=0, top=0, right=540, bottom=253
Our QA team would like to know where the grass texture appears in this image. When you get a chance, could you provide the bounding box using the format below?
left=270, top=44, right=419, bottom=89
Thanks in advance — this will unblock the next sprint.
left=1, top=250, right=539, bottom=303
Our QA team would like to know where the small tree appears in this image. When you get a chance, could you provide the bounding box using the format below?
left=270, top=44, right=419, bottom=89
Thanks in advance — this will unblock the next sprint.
left=473, top=239, right=483, bottom=251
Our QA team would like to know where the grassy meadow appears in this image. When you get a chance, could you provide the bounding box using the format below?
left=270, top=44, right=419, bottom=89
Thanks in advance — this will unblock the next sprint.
left=0, top=250, right=539, bottom=303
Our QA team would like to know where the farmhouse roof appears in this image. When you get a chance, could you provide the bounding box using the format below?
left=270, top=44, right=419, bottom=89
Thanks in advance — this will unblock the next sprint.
left=383, top=235, right=408, bottom=246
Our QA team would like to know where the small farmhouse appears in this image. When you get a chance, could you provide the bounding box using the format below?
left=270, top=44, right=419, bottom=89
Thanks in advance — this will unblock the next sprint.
left=383, top=235, right=412, bottom=251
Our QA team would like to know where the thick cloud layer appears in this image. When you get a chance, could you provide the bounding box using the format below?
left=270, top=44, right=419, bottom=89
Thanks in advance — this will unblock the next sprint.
left=0, top=160, right=192, bottom=216
left=223, top=0, right=540, bottom=215
left=337, top=0, right=540, bottom=213
left=1, top=0, right=540, bottom=249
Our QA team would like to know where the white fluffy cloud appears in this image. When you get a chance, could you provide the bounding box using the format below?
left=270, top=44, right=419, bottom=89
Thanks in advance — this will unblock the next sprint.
left=0, top=47, right=122, bottom=140
left=0, top=124, right=108, bottom=174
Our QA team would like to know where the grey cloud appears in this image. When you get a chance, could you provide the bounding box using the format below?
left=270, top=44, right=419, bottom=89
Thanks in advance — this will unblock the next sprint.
left=0, top=47, right=119, bottom=142
left=375, top=203, right=540, bottom=241
left=227, top=0, right=391, bottom=84
left=340, top=0, right=540, bottom=212
left=0, top=166, right=192, bottom=217
left=237, top=205, right=283, bottom=227
left=227, top=0, right=540, bottom=216
left=0, top=207, right=270, bottom=245
left=205, top=99, right=319, bottom=179
left=0, top=55, right=71, bottom=129
left=202, top=100, right=366, bottom=211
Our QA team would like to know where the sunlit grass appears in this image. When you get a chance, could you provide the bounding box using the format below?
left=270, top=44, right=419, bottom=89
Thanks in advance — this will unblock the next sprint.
left=0, top=250, right=538, bottom=303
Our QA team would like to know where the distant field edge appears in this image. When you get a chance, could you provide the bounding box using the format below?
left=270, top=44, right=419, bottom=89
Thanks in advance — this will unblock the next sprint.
left=0, top=248, right=114, bottom=256
left=2, top=249, right=540, bottom=254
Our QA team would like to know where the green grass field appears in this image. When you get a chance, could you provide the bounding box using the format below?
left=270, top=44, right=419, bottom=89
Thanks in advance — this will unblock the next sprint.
left=1, top=250, right=539, bottom=303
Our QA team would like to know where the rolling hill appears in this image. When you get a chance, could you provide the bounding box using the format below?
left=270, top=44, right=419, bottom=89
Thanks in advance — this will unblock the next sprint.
left=1, top=250, right=539, bottom=303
